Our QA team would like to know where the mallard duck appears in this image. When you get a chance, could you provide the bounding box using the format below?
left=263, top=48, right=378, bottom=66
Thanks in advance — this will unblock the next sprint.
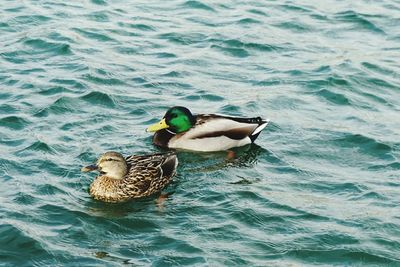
left=81, top=151, right=178, bottom=203
left=146, top=106, right=269, bottom=152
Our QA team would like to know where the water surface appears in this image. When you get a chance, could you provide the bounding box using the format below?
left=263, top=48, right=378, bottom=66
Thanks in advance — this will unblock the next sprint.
left=1, top=0, right=400, bottom=265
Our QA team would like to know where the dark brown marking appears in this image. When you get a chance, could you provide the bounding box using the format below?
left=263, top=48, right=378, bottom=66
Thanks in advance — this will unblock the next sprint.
left=193, top=127, right=253, bottom=140
left=136, top=179, right=151, bottom=193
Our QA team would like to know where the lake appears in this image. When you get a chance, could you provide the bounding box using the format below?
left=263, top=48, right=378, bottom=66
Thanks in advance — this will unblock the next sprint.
left=0, top=0, right=399, bottom=265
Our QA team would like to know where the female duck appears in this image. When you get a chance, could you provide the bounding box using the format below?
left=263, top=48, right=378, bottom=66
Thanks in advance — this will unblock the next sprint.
left=146, top=106, right=269, bottom=152
left=81, top=151, right=178, bottom=203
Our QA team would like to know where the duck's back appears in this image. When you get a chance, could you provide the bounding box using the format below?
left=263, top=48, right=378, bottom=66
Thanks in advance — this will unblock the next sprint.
left=123, top=153, right=178, bottom=197
left=168, top=114, right=269, bottom=151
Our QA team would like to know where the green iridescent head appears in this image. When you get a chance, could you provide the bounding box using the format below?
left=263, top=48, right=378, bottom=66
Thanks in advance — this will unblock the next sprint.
left=147, top=106, right=196, bottom=134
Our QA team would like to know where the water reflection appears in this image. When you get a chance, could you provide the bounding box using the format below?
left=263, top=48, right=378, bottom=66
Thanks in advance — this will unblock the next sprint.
left=177, top=143, right=269, bottom=173
left=84, top=196, right=157, bottom=218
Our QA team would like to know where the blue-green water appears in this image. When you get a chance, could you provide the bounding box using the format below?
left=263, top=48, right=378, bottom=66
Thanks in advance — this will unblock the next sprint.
left=1, top=0, right=400, bottom=265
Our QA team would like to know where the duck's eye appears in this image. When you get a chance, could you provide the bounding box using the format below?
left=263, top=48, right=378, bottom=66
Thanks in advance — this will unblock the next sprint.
left=106, top=158, right=114, bottom=161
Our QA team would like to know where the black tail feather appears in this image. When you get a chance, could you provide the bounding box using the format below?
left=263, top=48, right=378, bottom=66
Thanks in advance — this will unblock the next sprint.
left=161, top=154, right=178, bottom=177
left=249, top=120, right=269, bottom=143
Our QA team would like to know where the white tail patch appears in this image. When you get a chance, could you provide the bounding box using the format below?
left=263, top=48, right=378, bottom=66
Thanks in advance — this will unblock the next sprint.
left=252, top=119, right=270, bottom=136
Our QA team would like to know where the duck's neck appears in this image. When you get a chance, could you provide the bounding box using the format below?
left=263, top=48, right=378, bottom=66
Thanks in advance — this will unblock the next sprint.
left=153, top=129, right=176, bottom=147
left=89, top=176, right=127, bottom=203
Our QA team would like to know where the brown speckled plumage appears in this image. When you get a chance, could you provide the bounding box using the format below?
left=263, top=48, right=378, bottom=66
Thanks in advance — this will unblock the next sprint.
left=86, top=152, right=178, bottom=203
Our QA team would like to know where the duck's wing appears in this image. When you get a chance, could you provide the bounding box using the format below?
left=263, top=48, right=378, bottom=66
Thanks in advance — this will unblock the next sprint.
left=187, top=114, right=269, bottom=142
left=123, top=153, right=178, bottom=197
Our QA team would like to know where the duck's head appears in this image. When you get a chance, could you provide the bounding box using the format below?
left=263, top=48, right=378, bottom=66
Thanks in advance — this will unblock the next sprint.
left=146, top=106, right=196, bottom=134
left=81, top=151, right=127, bottom=180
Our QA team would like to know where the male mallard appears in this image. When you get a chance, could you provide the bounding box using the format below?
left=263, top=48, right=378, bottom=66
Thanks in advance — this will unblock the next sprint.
left=81, top=151, right=178, bottom=203
left=146, top=106, right=269, bottom=152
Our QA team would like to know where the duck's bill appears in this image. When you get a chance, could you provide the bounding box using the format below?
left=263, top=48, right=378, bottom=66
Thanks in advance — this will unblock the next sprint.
left=146, top=118, right=169, bottom=132
left=81, top=164, right=98, bottom=172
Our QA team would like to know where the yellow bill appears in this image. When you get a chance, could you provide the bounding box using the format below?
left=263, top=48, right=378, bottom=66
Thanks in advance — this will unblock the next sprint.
left=146, top=118, right=169, bottom=132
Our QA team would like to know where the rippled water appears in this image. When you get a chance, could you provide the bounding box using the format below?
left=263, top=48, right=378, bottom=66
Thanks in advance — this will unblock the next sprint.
left=1, top=0, right=400, bottom=265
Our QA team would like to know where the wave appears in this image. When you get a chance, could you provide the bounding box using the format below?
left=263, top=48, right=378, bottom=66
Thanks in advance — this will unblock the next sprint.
left=332, top=133, right=393, bottom=159
left=0, top=104, right=18, bottom=115
left=34, top=96, right=79, bottom=117
left=284, top=248, right=398, bottom=265
left=72, top=28, right=118, bottom=43
left=181, top=1, right=215, bottom=12
left=24, top=38, right=72, bottom=55
left=314, top=89, right=351, bottom=105
left=334, top=10, right=386, bottom=34
left=18, top=141, right=58, bottom=155
left=81, top=74, right=125, bottom=86
left=0, top=116, right=30, bottom=130
left=0, top=223, right=52, bottom=264
left=80, top=91, right=117, bottom=107
left=181, top=93, right=224, bottom=102
left=9, top=14, right=51, bottom=26
left=211, top=44, right=249, bottom=58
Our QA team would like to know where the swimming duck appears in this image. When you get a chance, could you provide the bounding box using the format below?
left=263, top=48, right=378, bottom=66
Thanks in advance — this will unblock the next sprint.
left=81, top=151, right=178, bottom=203
left=146, top=106, right=269, bottom=152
